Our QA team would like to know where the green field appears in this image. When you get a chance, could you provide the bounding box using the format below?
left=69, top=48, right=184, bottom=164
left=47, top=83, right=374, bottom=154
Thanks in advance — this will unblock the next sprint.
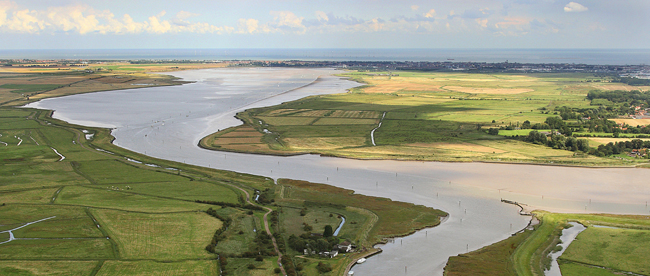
left=561, top=227, right=650, bottom=275
left=201, top=71, right=650, bottom=167
left=96, top=260, right=217, bottom=276
left=0, top=107, right=253, bottom=273
left=0, top=260, right=98, bottom=276
left=446, top=212, right=650, bottom=276
left=92, top=210, right=221, bottom=260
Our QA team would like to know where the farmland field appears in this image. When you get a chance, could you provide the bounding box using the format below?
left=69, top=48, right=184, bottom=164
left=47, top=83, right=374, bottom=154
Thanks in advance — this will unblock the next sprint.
left=202, top=71, right=650, bottom=167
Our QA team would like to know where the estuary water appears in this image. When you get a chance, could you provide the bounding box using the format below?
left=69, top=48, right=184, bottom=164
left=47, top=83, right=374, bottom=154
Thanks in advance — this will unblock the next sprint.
left=26, top=68, right=650, bottom=275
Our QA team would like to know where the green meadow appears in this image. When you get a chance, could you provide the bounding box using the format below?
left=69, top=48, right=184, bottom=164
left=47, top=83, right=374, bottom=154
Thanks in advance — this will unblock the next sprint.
left=445, top=212, right=650, bottom=276
left=202, top=71, right=650, bottom=167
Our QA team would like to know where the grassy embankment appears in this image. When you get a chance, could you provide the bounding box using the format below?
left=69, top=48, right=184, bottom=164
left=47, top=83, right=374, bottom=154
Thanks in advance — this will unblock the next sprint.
left=1, top=66, right=449, bottom=275
left=444, top=212, right=650, bottom=276
left=200, top=71, right=650, bottom=167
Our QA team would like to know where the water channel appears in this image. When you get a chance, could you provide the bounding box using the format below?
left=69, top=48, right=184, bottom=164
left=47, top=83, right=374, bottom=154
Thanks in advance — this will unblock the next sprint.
left=26, top=68, right=650, bottom=275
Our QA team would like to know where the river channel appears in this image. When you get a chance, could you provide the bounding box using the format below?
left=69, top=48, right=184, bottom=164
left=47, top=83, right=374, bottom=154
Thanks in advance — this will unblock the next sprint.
left=26, top=68, right=650, bottom=275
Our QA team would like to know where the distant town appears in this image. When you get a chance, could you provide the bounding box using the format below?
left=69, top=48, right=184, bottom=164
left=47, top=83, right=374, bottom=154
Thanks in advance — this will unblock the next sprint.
left=2, top=58, right=649, bottom=78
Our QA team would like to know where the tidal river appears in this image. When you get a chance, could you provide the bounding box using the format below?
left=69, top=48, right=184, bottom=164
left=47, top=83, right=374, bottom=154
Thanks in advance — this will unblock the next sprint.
left=27, top=68, right=650, bottom=275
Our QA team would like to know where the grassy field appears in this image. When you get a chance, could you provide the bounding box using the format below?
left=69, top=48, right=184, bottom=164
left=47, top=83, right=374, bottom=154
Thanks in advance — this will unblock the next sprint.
left=561, top=227, right=650, bottom=275
left=447, top=212, right=650, bottom=276
left=444, top=230, right=532, bottom=276
left=0, top=260, right=98, bottom=276
left=96, top=260, right=218, bottom=276
left=91, top=210, right=221, bottom=260
left=200, top=71, right=650, bottom=167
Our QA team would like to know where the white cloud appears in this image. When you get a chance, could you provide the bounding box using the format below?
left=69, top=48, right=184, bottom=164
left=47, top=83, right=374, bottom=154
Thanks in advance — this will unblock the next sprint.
left=176, top=11, right=199, bottom=20
left=424, top=9, right=436, bottom=18
left=564, top=2, right=588, bottom=12
left=315, top=11, right=328, bottom=22
left=237, top=18, right=259, bottom=34
left=0, top=2, right=228, bottom=35
left=411, top=5, right=419, bottom=11
left=6, top=9, right=43, bottom=33
left=0, top=1, right=17, bottom=27
left=270, top=11, right=305, bottom=33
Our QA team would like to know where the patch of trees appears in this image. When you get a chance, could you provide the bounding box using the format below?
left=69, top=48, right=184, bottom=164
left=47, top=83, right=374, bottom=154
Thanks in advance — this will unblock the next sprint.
left=323, top=225, right=334, bottom=238
left=317, top=262, right=333, bottom=273
left=590, top=139, right=650, bottom=157
left=204, top=207, right=232, bottom=254
left=588, top=90, right=650, bottom=106
left=288, top=234, right=341, bottom=254
left=256, top=188, right=275, bottom=204
left=521, top=131, right=590, bottom=152
left=612, top=77, right=650, bottom=86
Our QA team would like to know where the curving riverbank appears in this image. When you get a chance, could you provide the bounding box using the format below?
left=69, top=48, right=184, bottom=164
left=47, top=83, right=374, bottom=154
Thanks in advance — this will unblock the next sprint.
left=25, top=67, right=650, bottom=275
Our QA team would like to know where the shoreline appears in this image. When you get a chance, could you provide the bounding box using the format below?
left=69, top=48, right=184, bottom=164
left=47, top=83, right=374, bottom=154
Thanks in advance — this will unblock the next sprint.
left=20, top=67, right=650, bottom=275
left=198, top=138, right=644, bottom=169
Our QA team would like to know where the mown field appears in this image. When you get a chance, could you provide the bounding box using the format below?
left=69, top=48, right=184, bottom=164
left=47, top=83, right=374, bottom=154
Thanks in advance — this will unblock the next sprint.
left=444, top=212, right=650, bottom=276
left=201, top=71, right=650, bottom=167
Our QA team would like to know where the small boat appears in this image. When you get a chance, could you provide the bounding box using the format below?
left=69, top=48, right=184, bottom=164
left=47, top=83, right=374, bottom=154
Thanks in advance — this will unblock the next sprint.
left=348, top=271, right=354, bottom=275
left=357, top=258, right=366, bottom=264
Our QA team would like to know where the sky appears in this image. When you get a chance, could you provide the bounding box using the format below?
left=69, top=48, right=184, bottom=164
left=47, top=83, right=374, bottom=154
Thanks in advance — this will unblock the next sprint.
left=0, top=0, right=648, bottom=49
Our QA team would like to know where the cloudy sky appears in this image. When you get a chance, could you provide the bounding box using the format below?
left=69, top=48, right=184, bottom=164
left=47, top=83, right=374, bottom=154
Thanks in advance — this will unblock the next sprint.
left=0, top=0, right=648, bottom=49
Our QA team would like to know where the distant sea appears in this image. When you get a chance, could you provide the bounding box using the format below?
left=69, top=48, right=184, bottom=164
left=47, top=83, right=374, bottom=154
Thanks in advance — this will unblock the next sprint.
left=1, top=48, right=649, bottom=65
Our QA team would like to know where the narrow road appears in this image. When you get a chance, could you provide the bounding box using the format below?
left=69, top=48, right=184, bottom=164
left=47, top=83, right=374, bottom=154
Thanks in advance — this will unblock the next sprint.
left=224, top=183, right=286, bottom=275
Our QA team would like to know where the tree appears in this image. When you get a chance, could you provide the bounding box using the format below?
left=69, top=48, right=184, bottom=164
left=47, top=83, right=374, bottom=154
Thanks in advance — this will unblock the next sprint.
left=488, top=128, right=499, bottom=135
left=545, top=116, right=565, bottom=130
left=323, top=225, right=333, bottom=237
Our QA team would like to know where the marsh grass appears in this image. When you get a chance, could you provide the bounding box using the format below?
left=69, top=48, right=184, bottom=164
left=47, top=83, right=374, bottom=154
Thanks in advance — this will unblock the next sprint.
left=560, top=227, right=650, bottom=275
left=96, top=260, right=217, bottom=276
left=0, top=260, right=98, bottom=276
left=92, top=210, right=221, bottom=260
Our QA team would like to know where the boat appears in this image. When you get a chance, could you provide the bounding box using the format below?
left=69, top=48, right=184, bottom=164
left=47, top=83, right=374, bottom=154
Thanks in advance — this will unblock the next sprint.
left=357, top=258, right=366, bottom=264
